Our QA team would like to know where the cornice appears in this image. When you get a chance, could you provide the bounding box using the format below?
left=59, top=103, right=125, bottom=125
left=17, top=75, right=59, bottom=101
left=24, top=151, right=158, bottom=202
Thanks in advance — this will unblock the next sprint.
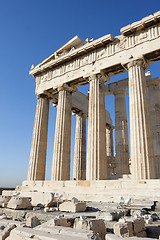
left=29, top=34, right=114, bottom=77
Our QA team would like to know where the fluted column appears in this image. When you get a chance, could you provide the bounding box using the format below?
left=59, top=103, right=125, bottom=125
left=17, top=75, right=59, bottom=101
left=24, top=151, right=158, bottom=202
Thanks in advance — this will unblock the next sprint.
left=106, top=124, right=114, bottom=158
left=114, top=89, right=130, bottom=176
left=128, top=60, right=155, bottom=179
left=73, top=111, right=86, bottom=180
left=148, top=78, right=160, bottom=178
left=27, top=94, right=49, bottom=181
left=87, top=74, right=107, bottom=180
left=51, top=85, right=73, bottom=181
left=106, top=124, right=115, bottom=176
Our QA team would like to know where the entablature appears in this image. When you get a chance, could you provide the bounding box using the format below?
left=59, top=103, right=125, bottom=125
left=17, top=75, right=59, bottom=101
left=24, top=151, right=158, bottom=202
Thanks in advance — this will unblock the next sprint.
left=30, top=11, right=160, bottom=96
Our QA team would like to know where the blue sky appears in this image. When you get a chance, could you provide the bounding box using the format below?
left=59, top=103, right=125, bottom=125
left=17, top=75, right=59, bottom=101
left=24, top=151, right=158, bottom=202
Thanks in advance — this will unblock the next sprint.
left=0, top=0, right=160, bottom=187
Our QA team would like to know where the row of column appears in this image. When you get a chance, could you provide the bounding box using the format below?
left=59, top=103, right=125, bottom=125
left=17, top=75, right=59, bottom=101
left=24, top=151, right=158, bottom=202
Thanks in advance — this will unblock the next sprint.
left=27, top=59, right=160, bottom=181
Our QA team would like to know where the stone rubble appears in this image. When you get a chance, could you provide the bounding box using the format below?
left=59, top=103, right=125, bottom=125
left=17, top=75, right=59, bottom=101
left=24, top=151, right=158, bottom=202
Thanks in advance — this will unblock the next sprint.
left=7, top=197, right=32, bottom=210
left=105, top=233, right=156, bottom=240
left=2, top=191, right=59, bottom=207
left=114, top=222, right=133, bottom=237
left=0, top=197, right=11, bottom=208
left=0, top=219, right=25, bottom=240
left=74, top=218, right=106, bottom=240
left=25, top=214, right=41, bottom=228
left=6, top=226, right=101, bottom=240
left=59, top=201, right=86, bottom=213
left=133, top=218, right=145, bottom=234
left=0, top=195, right=160, bottom=239
left=0, top=224, right=16, bottom=240
left=114, top=217, right=148, bottom=238
left=30, top=192, right=55, bottom=207
left=38, top=217, right=75, bottom=228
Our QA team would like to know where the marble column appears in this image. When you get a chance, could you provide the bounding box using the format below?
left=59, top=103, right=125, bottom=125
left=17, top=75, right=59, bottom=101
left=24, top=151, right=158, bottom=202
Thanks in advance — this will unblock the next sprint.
left=106, top=124, right=115, bottom=176
left=73, top=111, right=86, bottom=180
left=148, top=78, right=160, bottom=178
left=86, top=74, right=107, bottom=180
left=106, top=124, right=114, bottom=158
left=27, top=94, right=49, bottom=181
left=51, top=85, right=72, bottom=181
left=114, top=89, right=130, bottom=176
left=128, top=60, right=156, bottom=179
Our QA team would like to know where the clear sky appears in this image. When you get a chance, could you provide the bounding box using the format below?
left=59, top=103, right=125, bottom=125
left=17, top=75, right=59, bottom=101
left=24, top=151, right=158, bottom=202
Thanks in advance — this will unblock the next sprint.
left=0, top=0, right=160, bottom=187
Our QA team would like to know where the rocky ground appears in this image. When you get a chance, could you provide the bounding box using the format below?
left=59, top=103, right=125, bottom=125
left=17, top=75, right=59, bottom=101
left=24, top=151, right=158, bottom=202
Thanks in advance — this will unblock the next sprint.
left=0, top=193, right=160, bottom=239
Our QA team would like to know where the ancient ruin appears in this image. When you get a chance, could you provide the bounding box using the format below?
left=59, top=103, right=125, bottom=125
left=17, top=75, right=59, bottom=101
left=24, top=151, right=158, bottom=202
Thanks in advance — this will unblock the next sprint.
left=0, top=11, right=160, bottom=240
left=16, top=11, right=160, bottom=201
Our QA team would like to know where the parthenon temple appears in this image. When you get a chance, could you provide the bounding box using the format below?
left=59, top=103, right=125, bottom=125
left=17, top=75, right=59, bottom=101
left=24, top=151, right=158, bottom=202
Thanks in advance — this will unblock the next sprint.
left=19, top=11, right=160, bottom=201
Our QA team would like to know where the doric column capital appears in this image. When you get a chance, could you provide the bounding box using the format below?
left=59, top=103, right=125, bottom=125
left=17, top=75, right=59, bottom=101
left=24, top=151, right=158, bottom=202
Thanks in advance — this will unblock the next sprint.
left=127, top=58, right=150, bottom=70
left=72, top=110, right=82, bottom=117
left=58, top=83, right=77, bottom=93
left=106, top=123, right=114, bottom=130
left=88, top=73, right=105, bottom=85
left=72, top=110, right=87, bottom=118
left=113, top=89, right=128, bottom=96
left=36, top=93, right=48, bottom=100
left=127, top=59, right=145, bottom=69
left=52, top=98, right=58, bottom=108
left=53, top=103, right=57, bottom=107
left=88, top=74, right=98, bottom=82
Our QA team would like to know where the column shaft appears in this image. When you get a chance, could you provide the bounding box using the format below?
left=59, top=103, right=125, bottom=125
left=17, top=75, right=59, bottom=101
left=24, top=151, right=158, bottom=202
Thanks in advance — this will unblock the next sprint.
left=73, top=113, right=86, bottom=180
left=114, top=90, right=130, bottom=176
left=87, top=74, right=107, bottom=180
left=27, top=95, right=49, bottom=181
left=148, top=79, right=160, bottom=178
left=106, top=125, right=114, bottom=157
left=51, top=87, right=72, bottom=181
left=128, top=60, right=155, bottom=179
left=106, top=124, right=115, bottom=176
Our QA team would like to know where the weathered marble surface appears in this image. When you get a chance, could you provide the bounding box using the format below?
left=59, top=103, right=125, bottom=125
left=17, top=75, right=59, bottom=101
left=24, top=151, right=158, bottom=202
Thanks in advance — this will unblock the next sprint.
left=25, top=11, right=160, bottom=193
left=128, top=60, right=155, bottom=179
left=29, top=12, right=160, bottom=96
left=148, top=78, right=160, bottom=178
left=87, top=75, right=107, bottom=180
left=114, top=89, right=130, bottom=176
left=51, top=86, right=72, bottom=181
left=73, top=112, right=86, bottom=180
left=27, top=95, right=49, bottom=181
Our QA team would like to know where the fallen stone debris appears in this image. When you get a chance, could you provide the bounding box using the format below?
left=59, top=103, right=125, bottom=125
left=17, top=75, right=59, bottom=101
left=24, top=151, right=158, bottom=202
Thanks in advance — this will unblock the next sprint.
left=114, top=217, right=146, bottom=237
left=25, top=214, right=41, bottom=228
left=0, top=191, right=160, bottom=239
left=7, top=196, right=32, bottom=210
left=0, top=196, right=11, bottom=208
left=59, top=200, right=86, bottom=213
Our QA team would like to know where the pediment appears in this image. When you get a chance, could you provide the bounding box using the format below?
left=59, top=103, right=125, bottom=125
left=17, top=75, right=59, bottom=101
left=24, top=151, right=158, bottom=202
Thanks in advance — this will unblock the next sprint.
left=55, top=35, right=84, bottom=55
left=30, top=34, right=114, bottom=75
left=31, top=36, right=84, bottom=70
